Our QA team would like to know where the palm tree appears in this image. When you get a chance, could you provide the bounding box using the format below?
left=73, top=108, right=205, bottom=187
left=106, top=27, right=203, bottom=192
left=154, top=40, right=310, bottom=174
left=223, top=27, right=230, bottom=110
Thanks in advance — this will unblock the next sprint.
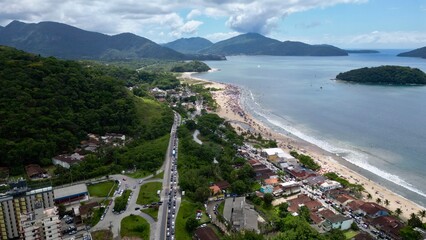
left=384, top=199, right=390, bottom=207
left=395, top=208, right=402, bottom=217
left=418, top=209, right=426, bottom=221
left=376, top=198, right=382, bottom=205
left=367, top=193, right=372, bottom=200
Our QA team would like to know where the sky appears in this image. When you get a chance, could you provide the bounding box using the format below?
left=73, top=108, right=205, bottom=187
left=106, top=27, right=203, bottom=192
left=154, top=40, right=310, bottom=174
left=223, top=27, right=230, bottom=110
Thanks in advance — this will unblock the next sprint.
left=0, top=0, right=425, bottom=48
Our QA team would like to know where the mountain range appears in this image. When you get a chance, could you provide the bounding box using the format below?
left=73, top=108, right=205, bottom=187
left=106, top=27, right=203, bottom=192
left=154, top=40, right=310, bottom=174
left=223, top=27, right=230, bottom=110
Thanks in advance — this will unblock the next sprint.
left=162, top=37, right=213, bottom=54
left=397, top=47, right=426, bottom=59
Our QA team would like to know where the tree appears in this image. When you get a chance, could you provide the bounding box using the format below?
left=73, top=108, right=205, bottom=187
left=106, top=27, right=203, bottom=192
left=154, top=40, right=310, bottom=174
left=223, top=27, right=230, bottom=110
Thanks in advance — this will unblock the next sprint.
left=58, top=204, right=67, bottom=218
left=408, top=213, right=423, bottom=228
left=400, top=226, right=422, bottom=240
left=185, top=217, right=199, bottom=233
left=367, top=193, right=372, bottom=199
left=395, top=208, right=403, bottom=217
left=263, top=193, right=273, bottom=208
left=298, top=206, right=310, bottom=223
left=194, top=186, right=210, bottom=203
left=351, top=222, right=359, bottom=231
left=376, top=198, right=382, bottom=205
left=418, top=209, right=426, bottom=220
left=324, top=229, right=346, bottom=240
left=278, top=202, right=289, bottom=218
left=384, top=199, right=390, bottom=207
left=231, top=180, right=248, bottom=195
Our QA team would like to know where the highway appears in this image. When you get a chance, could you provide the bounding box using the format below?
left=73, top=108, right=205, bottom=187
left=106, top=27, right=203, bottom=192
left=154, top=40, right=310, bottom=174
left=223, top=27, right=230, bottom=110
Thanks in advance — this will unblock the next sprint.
left=157, top=112, right=181, bottom=240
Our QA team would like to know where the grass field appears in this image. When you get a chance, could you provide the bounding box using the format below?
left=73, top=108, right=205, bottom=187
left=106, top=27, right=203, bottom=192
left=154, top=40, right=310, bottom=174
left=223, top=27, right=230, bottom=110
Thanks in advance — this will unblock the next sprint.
left=142, top=207, right=158, bottom=221
left=89, top=207, right=105, bottom=227
left=88, top=181, right=117, bottom=197
left=136, top=182, right=162, bottom=205
left=175, top=199, right=204, bottom=240
left=92, top=230, right=113, bottom=240
left=152, top=171, right=164, bottom=179
left=126, top=170, right=151, bottom=179
left=120, top=215, right=150, bottom=239
left=344, top=230, right=358, bottom=239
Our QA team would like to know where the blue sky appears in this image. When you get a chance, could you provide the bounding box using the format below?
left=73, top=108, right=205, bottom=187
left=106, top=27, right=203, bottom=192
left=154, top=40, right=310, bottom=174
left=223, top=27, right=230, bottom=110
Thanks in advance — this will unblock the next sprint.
left=0, top=0, right=425, bottom=48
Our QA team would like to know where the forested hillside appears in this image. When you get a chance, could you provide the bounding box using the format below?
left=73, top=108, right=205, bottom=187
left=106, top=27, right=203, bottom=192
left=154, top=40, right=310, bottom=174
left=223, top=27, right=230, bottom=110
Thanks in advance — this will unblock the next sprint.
left=336, top=66, right=426, bottom=85
left=0, top=46, right=175, bottom=174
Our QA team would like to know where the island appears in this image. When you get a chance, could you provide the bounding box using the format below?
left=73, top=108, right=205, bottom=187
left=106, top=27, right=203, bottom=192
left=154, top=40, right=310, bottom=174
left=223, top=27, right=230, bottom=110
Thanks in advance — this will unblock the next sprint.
left=336, top=66, right=426, bottom=85
left=397, top=46, right=426, bottom=59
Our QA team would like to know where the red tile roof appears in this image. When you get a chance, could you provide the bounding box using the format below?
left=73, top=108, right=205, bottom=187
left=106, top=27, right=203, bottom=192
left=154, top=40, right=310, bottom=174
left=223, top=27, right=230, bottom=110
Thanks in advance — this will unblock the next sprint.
left=304, top=200, right=323, bottom=212
left=359, top=202, right=388, bottom=216
left=25, top=164, right=46, bottom=178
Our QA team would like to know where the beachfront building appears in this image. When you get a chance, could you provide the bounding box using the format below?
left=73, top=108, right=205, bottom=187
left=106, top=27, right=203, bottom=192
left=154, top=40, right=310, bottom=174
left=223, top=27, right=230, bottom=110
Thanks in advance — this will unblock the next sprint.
left=0, top=179, right=55, bottom=239
left=319, top=180, right=342, bottom=192
left=223, top=197, right=259, bottom=232
left=356, top=202, right=389, bottom=219
left=279, top=181, right=301, bottom=196
left=261, top=148, right=295, bottom=162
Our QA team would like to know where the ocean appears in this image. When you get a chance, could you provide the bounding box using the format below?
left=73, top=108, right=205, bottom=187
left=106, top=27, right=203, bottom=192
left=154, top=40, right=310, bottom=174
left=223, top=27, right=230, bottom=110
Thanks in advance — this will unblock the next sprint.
left=195, top=51, right=426, bottom=207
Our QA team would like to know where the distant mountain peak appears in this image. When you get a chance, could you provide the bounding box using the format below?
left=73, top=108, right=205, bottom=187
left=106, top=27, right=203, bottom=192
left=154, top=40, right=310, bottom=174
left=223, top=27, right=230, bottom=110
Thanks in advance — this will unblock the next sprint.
left=163, top=37, right=213, bottom=54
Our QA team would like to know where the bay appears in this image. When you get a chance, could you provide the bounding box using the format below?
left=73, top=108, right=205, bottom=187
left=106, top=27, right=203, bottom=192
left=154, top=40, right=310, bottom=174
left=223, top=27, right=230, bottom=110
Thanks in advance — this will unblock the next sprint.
left=196, top=51, right=426, bottom=207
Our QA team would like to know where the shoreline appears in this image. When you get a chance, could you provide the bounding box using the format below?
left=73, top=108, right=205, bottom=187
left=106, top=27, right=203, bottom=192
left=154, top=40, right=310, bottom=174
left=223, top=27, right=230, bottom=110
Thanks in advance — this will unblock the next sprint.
left=180, top=72, right=425, bottom=221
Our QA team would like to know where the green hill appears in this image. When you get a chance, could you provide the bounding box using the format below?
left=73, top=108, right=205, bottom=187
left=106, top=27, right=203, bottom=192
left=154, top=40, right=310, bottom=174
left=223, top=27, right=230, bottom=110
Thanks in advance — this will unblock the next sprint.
left=199, top=33, right=348, bottom=56
left=398, top=47, right=426, bottom=59
left=163, top=37, right=213, bottom=54
left=0, top=20, right=185, bottom=60
left=336, top=66, right=426, bottom=85
left=0, top=46, right=176, bottom=174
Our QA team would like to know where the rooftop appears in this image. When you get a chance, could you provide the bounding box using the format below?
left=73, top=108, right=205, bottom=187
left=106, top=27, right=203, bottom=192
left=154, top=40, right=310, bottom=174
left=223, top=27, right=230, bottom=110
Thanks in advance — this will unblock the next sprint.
left=54, top=184, right=88, bottom=200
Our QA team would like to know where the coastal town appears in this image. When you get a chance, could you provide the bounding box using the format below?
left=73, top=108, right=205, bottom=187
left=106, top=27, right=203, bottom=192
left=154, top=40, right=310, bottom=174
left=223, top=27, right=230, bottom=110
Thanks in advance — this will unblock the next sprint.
left=0, top=72, right=425, bottom=240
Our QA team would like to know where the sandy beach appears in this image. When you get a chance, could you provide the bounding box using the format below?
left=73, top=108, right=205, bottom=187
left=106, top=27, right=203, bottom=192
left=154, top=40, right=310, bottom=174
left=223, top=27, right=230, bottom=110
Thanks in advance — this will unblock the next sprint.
left=180, top=72, right=425, bottom=221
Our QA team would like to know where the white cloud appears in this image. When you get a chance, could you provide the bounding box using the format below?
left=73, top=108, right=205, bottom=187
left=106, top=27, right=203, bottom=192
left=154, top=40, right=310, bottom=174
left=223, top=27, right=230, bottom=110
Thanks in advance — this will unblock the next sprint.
left=204, top=31, right=240, bottom=42
left=186, top=9, right=201, bottom=20
left=171, top=20, right=203, bottom=37
left=0, top=0, right=371, bottom=42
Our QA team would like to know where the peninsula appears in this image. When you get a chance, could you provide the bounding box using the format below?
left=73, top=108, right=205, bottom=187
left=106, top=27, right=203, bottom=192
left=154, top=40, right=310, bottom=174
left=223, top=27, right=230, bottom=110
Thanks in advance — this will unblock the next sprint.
left=336, top=65, right=426, bottom=85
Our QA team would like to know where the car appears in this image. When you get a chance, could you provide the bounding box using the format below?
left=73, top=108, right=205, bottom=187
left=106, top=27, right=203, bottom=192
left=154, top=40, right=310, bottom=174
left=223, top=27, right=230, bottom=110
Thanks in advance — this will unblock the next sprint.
left=122, top=178, right=126, bottom=181
left=135, top=207, right=140, bottom=211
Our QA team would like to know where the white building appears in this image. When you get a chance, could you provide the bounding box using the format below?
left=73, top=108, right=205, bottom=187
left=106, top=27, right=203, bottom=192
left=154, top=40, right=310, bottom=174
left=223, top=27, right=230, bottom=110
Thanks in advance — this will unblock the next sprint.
left=262, top=148, right=295, bottom=162
left=20, top=204, right=61, bottom=240
left=319, top=180, right=342, bottom=192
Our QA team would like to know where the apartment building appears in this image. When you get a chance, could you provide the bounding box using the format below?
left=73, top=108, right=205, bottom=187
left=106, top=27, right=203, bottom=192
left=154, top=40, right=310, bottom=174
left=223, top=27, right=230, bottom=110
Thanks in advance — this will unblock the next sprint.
left=0, top=179, right=54, bottom=239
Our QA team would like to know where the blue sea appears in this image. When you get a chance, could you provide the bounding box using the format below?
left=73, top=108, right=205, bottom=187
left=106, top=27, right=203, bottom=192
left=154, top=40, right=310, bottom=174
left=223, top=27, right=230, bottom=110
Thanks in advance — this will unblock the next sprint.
left=196, top=50, right=426, bottom=207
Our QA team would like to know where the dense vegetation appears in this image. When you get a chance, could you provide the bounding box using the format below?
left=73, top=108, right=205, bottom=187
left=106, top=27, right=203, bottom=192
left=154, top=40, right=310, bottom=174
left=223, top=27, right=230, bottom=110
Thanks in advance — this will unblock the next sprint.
left=324, top=172, right=364, bottom=192
left=177, top=113, right=250, bottom=202
left=336, top=66, right=426, bottom=85
left=199, top=32, right=348, bottom=56
left=398, top=46, right=426, bottom=59
left=0, top=46, right=176, bottom=177
left=170, top=61, right=211, bottom=72
left=0, top=46, right=136, bottom=173
left=290, top=151, right=320, bottom=171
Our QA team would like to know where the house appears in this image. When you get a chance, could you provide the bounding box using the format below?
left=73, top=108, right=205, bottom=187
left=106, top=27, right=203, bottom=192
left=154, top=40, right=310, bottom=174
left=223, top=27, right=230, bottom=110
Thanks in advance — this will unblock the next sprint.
left=25, top=164, right=47, bottom=179
left=323, top=214, right=353, bottom=231
left=209, top=185, right=221, bottom=195
left=52, top=153, right=85, bottom=169
left=304, top=175, right=326, bottom=187
left=272, top=186, right=283, bottom=196
left=214, top=180, right=231, bottom=191
left=254, top=168, right=277, bottom=181
left=357, top=202, right=389, bottom=219
left=79, top=201, right=100, bottom=219
left=264, top=178, right=279, bottom=186
left=335, top=194, right=356, bottom=206
left=319, top=180, right=342, bottom=192
left=286, top=166, right=317, bottom=180
left=310, top=212, right=325, bottom=225
left=194, top=226, right=220, bottom=240
left=223, top=197, right=258, bottom=232
left=304, top=200, right=323, bottom=212
left=370, top=216, right=403, bottom=240
left=279, top=181, right=301, bottom=195
left=287, top=194, right=312, bottom=213
left=101, top=133, right=126, bottom=146
left=346, top=200, right=365, bottom=212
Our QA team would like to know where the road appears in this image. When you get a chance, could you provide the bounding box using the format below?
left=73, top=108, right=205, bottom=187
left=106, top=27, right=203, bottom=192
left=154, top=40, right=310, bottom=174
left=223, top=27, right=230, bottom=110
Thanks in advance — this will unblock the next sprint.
left=91, top=174, right=157, bottom=239
left=91, top=112, right=181, bottom=240
left=157, top=112, right=181, bottom=240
